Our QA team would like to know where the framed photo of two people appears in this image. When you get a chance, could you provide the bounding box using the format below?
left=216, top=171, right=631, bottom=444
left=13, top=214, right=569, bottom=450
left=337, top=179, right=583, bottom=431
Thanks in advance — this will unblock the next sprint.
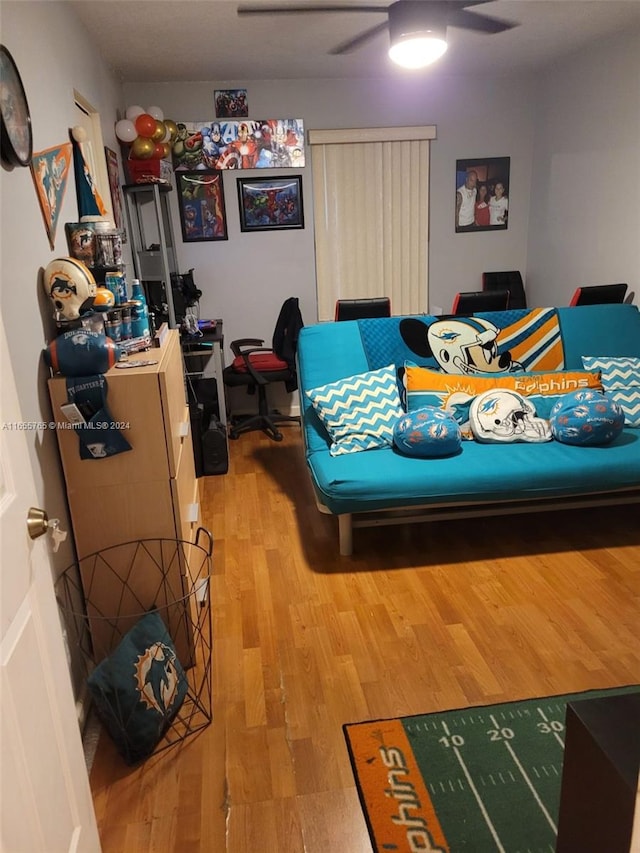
left=455, top=157, right=510, bottom=233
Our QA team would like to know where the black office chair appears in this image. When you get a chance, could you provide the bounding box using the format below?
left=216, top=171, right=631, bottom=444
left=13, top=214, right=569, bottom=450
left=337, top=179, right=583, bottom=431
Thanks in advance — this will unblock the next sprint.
left=335, top=297, right=391, bottom=321
left=482, top=271, right=527, bottom=309
left=222, top=297, right=303, bottom=442
left=451, top=290, right=510, bottom=315
left=569, top=283, right=628, bottom=306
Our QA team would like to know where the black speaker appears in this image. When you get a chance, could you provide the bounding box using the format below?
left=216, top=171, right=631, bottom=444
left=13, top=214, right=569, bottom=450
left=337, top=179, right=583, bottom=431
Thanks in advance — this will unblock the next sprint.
left=188, top=377, right=228, bottom=476
left=189, top=403, right=205, bottom=478
left=201, top=418, right=228, bottom=475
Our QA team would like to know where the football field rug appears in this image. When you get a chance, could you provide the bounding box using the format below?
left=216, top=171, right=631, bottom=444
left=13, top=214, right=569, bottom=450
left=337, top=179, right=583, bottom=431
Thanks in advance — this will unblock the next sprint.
left=343, top=686, right=639, bottom=853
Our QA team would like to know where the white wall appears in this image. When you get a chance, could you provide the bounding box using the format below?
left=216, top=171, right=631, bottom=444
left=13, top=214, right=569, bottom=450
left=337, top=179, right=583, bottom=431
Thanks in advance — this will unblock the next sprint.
left=0, top=1, right=124, bottom=680
left=527, top=26, right=640, bottom=307
left=124, top=72, right=536, bottom=349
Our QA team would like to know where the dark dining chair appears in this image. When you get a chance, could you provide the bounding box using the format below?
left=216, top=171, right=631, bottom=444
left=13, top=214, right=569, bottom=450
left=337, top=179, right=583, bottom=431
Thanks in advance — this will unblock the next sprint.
left=451, top=290, right=510, bottom=315
left=334, top=297, right=391, bottom=321
left=482, top=271, right=527, bottom=309
left=569, top=283, right=628, bottom=306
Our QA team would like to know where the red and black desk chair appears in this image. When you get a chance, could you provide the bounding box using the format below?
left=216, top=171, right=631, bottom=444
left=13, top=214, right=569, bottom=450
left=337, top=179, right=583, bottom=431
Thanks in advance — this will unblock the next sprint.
left=482, top=271, right=527, bottom=309
left=569, top=283, right=628, bottom=306
left=222, top=297, right=303, bottom=442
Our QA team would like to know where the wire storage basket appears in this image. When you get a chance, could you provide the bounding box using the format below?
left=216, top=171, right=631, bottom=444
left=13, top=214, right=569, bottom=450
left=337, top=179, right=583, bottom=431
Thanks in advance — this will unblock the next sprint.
left=56, top=528, right=213, bottom=762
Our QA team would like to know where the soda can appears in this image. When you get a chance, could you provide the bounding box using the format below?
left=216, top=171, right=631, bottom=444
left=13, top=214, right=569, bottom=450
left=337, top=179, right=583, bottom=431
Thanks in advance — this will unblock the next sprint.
left=105, top=310, right=122, bottom=342
left=120, top=305, right=132, bottom=340
left=105, top=272, right=123, bottom=306
left=117, top=272, right=128, bottom=304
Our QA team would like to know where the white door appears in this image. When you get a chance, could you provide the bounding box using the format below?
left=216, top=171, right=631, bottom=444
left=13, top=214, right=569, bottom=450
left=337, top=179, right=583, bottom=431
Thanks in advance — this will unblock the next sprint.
left=0, top=310, right=101, bottom=853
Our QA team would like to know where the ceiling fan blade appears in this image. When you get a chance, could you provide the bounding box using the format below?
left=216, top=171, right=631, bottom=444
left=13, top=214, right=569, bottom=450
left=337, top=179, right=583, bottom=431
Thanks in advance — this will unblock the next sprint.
left=238, top=4, right=386, bottom=15
left=329, top=20, right=389, bottom=54
left=448, top=8, right=518, bottom=34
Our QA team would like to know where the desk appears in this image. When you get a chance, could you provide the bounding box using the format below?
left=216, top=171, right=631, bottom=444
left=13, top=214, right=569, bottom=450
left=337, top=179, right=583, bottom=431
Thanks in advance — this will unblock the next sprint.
left=181, top=320, right=227, bottom=427
left=555, top=691, right=640, bottom=853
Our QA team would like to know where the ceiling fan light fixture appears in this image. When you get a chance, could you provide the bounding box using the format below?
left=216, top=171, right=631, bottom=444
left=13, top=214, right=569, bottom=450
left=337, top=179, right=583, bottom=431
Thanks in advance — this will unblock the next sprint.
left=388, top=32, right=448, bottom=68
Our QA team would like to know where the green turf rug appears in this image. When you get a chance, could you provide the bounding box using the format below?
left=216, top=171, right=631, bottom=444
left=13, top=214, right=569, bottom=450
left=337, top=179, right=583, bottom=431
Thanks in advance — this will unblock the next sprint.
left=344, top=685, right=639, bottom=853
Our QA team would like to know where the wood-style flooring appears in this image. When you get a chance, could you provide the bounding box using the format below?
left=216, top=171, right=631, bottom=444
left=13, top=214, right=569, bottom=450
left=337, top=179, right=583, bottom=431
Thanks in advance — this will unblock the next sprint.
left=89, top=425, right=640, bottom=852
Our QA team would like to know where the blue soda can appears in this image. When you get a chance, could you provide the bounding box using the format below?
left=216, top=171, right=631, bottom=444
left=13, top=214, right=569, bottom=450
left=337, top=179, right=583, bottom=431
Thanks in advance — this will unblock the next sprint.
left=105, top=272, right=122, bottom=306
left=105, top=310, right=122, bottom=342
left=120, top=305, right=132, bottom=340
left=117, top=272, right=128, bottom=304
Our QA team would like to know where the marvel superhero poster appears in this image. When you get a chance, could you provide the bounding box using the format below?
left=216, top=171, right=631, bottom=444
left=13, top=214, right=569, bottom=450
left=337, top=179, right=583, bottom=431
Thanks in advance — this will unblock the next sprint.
left=172, top=119, right=304, bottom=171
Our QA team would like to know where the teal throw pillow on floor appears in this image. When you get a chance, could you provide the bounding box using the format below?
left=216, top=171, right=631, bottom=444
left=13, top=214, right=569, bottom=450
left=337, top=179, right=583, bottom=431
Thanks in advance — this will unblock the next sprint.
left=87, top=610, right=188, bottom=764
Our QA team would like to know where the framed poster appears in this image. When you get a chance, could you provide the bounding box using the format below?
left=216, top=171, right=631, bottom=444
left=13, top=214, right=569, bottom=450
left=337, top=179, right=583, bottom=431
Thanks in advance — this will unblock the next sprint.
left=176, top=169, right=228, bottom=242
left=214, top=88, right=248, bottom=118
left=237, top=176, right=304, bottom=232
left=455, top=157, right=510, bottom=232
left=104, top=146, right=125, bottom=238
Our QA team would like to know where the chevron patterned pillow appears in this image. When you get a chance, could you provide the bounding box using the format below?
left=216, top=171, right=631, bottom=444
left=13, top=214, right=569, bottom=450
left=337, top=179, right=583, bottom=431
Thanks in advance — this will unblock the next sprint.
left=581, top=356, right=640, bottom=427
left=306, top=364, right=404, bottom=456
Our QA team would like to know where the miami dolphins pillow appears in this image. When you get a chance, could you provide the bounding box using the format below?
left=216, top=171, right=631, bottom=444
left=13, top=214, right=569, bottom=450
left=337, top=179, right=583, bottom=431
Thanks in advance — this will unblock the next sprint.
left=393, top=407, right=462, bottom=457
left=87, top=610, right=188, bottom=765
left=581, top=356, right=640, bottom=427
left=550, top=389, right=625, bottom=446
left=306, top=364, right=404, bottom=456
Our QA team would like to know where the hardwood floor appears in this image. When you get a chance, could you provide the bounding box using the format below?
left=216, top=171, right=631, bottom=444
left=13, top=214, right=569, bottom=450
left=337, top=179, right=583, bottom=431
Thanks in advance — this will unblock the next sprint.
left=89, top=426, right=640, bottom=852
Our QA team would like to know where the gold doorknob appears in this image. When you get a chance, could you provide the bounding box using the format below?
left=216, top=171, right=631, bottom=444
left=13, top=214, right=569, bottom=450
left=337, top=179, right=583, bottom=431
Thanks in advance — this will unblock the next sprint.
left=27, top=507, right=49, bottom=539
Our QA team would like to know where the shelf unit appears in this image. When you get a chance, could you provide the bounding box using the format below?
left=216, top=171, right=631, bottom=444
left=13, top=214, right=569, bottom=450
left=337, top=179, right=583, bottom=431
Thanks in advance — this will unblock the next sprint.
left=123, top=183, right=178, bottom=328
left=48, top=330, right=201, bottom=661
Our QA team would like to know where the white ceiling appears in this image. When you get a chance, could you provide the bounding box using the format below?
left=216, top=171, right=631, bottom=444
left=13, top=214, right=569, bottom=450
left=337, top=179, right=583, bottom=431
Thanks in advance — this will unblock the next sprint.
left=69, top=0, right=640, bottom=82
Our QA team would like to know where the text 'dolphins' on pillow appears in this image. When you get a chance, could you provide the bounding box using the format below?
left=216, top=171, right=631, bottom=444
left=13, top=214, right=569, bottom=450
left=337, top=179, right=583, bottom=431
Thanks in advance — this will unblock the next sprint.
left=305, top=364, right=403, bottom=456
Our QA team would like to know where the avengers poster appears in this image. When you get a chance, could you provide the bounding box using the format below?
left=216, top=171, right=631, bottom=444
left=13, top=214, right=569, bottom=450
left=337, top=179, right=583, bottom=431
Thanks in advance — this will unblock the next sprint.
left=176, top=170, right=228, bottom=243
left=172, top=119, right=304, bottom=171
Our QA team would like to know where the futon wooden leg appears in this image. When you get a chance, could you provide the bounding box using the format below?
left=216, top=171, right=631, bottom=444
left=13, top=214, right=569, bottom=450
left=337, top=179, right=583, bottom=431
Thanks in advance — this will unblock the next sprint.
left=338, top=514, right=353, bottom=556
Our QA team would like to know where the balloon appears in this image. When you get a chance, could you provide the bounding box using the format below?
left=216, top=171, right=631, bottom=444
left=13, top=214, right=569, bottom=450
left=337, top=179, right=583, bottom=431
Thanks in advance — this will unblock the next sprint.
left=151, top=142, right=165, bottom=160
left=147, top=105, right=164, bottom=121
left=131, top=135, right=155, bottom=159
left=164, top=119, right=178, bottom=142
left=71, top=125, right=88, bottom=143
left=115, top=119, right=137, bottom=143
left=134, top=113, right=157, bottom=139
left=161, top=142, right=171, bottom=159
left=125, top=105, right=145, bottom=121
left=162, top=126, right=172, bottom=144
left=151, top=120, right=166, bottom=142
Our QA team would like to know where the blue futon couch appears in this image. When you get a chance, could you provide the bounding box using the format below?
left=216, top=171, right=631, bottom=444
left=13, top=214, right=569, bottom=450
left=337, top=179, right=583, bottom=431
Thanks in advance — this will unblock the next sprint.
left=297, top=304, right=640, bottom=554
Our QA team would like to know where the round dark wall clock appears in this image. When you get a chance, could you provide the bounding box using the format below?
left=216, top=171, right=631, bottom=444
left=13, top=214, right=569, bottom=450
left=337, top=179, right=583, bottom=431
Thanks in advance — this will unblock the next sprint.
left=0, top=44, right=33, bottom=167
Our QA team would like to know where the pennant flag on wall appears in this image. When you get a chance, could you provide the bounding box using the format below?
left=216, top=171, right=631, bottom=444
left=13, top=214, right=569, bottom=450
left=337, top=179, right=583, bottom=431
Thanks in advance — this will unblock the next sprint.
left=71, top=135, right=107, bottom=218
left=30, top=143, right=73, bottom=249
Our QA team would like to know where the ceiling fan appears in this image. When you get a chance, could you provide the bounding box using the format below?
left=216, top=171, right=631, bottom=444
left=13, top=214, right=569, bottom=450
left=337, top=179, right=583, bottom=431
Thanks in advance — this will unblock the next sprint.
left=237, top=1, right=519, bottom=68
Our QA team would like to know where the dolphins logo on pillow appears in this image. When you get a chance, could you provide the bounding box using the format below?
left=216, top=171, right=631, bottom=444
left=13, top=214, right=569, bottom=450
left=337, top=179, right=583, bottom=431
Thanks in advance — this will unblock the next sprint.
left=470, top=389, right=552, bottom=443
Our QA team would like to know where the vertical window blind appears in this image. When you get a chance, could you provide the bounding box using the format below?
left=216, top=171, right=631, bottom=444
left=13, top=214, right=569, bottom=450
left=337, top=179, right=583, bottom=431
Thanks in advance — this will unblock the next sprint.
left=308, top=126, right=436, bottom=320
